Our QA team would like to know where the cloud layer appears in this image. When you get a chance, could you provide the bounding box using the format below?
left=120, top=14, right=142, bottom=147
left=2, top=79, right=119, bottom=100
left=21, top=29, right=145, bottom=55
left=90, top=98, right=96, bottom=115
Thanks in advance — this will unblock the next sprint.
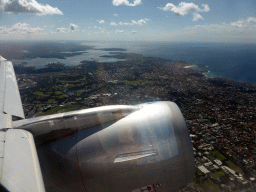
left=167, top=17, right=256, bottom=42
left=98, top=20, right=105, bottom=24
left=0, top=0, right=63, bottom=15
left=70, top=23, right=78, bottom=31
left=231, top=17, right=256, bottom=29
left=159, top=2, right=210, bottom=21
left=0, top=23, right=43, bottom=34
left=56, top=23, right=79, bottom=33
left=56, top=27, right=67, bottom=34
left=110, top=21, right=118, bottom=26
left=110, top=19, right=149, bottom=26
left=112, top=0, right=141, bottom=7
left=115, top=30, right=124, bottom=33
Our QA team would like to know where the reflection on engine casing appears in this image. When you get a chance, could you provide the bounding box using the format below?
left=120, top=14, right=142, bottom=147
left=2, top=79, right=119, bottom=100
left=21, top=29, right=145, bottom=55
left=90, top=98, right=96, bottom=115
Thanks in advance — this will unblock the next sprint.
left=37, top=101, right=194, bottom=192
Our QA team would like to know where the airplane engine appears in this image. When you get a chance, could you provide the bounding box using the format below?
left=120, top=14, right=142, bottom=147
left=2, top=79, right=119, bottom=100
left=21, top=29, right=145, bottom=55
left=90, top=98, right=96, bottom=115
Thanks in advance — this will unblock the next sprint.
left=36, top=101, right=195, bottom=192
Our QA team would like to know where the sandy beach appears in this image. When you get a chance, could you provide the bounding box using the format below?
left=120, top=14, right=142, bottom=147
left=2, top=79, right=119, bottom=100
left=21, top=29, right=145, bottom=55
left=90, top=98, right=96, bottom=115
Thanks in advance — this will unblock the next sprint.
left=183, top=65, right=196, bottom=68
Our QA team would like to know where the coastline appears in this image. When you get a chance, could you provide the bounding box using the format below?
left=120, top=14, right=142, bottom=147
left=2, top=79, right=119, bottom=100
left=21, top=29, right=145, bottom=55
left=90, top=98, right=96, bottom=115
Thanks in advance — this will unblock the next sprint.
left=183, top=63, right=208, bottom=69
left=183, top=63, right=214, bottom=79
left=183, top=65, right=197, bottom=68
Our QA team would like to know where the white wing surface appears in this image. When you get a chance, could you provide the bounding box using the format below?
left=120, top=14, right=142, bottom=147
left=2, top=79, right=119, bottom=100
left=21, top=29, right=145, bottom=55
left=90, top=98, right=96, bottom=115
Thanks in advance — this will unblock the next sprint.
left=1, top=129, right=45, bottom=192
left=0, top=59, right=24, bottom=119
left=0, top=57, right=45, bottom=192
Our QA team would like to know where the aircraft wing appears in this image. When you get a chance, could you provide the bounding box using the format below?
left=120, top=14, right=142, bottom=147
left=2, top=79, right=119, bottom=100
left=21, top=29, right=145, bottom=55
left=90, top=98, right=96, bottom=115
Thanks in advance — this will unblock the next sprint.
left=0, top=57, right=45, bottom=192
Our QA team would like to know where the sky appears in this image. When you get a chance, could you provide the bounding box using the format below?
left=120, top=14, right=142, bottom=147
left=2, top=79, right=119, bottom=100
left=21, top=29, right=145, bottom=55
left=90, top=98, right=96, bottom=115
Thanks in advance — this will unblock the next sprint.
left=0, top=0, right=256, bottom=42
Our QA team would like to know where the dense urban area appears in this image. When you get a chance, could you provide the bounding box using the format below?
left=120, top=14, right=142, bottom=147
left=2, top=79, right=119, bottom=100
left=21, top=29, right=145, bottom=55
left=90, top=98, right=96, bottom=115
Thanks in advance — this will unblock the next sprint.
left=14, top=52, right=256, bottom=192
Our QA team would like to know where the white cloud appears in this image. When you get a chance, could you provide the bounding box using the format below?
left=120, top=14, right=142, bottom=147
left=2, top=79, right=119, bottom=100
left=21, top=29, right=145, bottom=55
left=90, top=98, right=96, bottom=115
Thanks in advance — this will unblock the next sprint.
left=166, top=17, right=256, bottom=42
left=70, top=23, right=78, bottom=31
left=112, top=19, right=148, bottom=26
left=94, top=26, right=102, bottom=29
left=56, top=27, right=67, bottom=34
left=110, top=21, right=117, bottom=26
left=98, top=20, right=105, bottom=24
left=119, top=22, right=131, bottom=26
left=193, top=13, right=204, bottom=21
left=231, top=17, right=256, bottom=28
left=0, top=0, right=63, bottom=15
left=0, top=22, right=43, bottom=34
left=112, top=0, right=141, bottom=7
left=56, top=23, right=78, bottom=33
left=159, top=2, right=210, bottom=21
left=132, top=31, right=137, bottom=34
left=115, top=30, right=124, bottom=33
left=114, top=13, right=118, bottom=16
left=201, top=4, right=210, bottom=12
left=132, top=19, right=147, bottom=25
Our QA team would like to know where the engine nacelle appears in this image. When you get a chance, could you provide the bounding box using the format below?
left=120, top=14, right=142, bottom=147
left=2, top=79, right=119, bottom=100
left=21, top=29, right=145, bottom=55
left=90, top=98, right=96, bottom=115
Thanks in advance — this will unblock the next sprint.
left=37, top=101, right=194, bottom=192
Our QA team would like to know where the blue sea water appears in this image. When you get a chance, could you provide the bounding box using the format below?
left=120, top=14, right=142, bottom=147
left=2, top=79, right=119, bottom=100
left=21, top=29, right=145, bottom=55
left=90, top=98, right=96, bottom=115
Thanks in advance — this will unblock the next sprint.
left=88, top=41, right=256, bottom=84
left=1, top=41, right=256, bottom=83
left=143, top=42, right=256, bottom=84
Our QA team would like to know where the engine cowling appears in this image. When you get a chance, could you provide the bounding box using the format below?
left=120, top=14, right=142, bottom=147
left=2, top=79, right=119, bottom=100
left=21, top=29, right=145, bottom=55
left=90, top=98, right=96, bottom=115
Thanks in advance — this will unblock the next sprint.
left=37, top=101, right=194, bottom=192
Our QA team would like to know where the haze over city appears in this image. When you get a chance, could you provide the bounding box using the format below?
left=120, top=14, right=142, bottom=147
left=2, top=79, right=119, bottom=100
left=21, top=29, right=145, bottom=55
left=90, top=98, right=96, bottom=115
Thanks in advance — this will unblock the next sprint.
left=0, top=0, right=256, bottom=42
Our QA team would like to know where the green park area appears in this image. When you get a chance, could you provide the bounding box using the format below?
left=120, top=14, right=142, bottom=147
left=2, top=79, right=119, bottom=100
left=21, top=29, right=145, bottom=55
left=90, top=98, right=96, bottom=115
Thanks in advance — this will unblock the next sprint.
left=225, top=160, right=244, bottom=174
left=210, top=171, right=225, bottom=179
left=120, top=79, right=156, bottom=85
left=210, top=150, right=227, bottom=161
left=45, top=74, right=95, bottom=91
left=34, top=91, right=51, bottom=97
left=36, top=105, right=89, bottom=117
left=34, top=91, right=69, bottom=101
left=54, top=74, right=91, bottom=90
left=192, top=179, right=220, bottom=192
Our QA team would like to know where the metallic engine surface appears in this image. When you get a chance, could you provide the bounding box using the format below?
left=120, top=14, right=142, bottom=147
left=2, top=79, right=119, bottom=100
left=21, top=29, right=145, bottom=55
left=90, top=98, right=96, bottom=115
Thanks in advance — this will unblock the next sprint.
left=13, top=105, right=139, bottom=137
left=36, top=101, right=194, bottom=192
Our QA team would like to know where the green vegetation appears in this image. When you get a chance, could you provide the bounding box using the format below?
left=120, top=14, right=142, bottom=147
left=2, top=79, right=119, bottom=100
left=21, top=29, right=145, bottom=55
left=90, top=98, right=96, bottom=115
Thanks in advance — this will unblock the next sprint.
left=36, top=105, right=89, bottom=117
left=195, top=168, right=203, bottom=176
left=225, top=160, right=244, bottom=174
left=207, top=155, right=216, bottom=161
left=55, top=91, right=63, bottom=95
left=57, top=75, right=87, bottom=84
left=51, top=74, right=93, bottom=90
left=33, top=90, right=69, bottom=102
left=48, top=99, right=57, bottom=103
left=75, top=92, right=82, bottom=97
left=192, top=179, right=220, bottom=192
left=210, top=150, right=227, bottom=161
left=20, top=83, right=29, bottom=87
left=200, top=179, right=220, bottom=192
left=51, top=85, right=59, bottom=89
left=56, top=94, right=69, bottom=99
left=34, top=91, right=50, bottom=97
left=120, top=79, right=156, bottom=85
left=210, top=171, right=225, bottom=178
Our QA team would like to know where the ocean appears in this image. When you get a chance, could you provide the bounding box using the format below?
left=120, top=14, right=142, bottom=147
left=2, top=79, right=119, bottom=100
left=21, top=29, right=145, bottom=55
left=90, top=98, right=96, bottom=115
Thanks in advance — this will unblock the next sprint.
left=88, top=41, right=256, bottom=84
left=0, top=40, right=256, bottom=83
